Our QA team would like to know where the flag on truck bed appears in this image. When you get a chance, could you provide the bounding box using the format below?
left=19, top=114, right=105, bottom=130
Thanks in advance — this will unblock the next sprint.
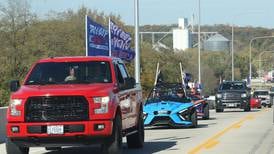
left=86, top=15, right=109, bottom=56
left=109, top=20, right=135, bottom=61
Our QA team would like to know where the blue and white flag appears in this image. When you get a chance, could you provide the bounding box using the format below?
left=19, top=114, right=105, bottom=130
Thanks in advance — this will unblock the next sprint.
left=86, top=16, right=109, bottom=56
left=109, top=20, right=135, bottom=61
left=85, top=16, right=135, bottom=61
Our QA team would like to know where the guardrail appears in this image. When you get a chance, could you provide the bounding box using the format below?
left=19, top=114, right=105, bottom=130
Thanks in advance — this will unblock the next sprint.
left=0, top=107, right=7, bottom=143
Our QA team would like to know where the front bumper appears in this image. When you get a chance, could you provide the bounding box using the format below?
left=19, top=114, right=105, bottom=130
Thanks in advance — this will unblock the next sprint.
left=9, top=136, right=110, bottom=147
left=261, top=100, right=270, bottom=105
left=216, top=99, right=249, bottom=109
left=7, top=120, right=113, bottom=146
left=144, top=113, right=192, bottom=127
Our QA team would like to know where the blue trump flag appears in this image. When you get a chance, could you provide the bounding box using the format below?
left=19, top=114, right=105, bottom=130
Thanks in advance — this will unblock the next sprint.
left=109, top=20, right=135, bottom=61
left=86, top=16, right=109, bottom=56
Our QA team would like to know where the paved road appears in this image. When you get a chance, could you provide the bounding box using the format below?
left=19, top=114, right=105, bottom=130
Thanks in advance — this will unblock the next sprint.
left=0, top=108, right=273, bottom=154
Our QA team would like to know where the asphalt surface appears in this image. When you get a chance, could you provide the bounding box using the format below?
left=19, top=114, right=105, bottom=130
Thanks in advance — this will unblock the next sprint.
left=0, top=108, right=273, bottom=154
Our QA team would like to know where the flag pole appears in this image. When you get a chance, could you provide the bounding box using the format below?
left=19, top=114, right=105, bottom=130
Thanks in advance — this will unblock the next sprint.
left=85, top=15, right=88, bottom=56
left=108, top=18, right=111, bottom=57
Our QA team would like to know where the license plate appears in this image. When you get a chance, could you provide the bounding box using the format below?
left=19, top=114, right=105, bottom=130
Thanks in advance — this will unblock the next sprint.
left=47, top=125, right=64, bottom=135
left=228, top=103, right=236, bottom=107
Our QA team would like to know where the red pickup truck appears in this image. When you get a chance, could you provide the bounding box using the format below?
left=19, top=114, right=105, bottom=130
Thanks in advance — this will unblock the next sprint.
left=6, top=56, right=144, bottom=154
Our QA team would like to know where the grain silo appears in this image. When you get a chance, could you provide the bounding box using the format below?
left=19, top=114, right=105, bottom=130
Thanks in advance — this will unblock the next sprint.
left=173, top=18, right=192, bottom=51
left=203, top=34, right=230, bottom=52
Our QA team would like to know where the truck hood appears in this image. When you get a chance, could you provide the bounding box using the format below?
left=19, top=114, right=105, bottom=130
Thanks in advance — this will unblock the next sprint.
left=12, top=83, right=114, bottom=99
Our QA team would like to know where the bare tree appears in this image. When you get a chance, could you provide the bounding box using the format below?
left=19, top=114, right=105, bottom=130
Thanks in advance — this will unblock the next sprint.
left=0, top=0, right=35, bottom=77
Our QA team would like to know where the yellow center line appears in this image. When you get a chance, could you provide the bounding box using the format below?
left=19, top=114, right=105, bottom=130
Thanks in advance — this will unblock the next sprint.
left=188, top=109, right=268, bottom=154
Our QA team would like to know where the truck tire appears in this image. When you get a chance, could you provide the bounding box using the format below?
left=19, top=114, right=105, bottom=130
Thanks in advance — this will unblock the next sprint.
left=102, top=115, right=122, bottom=154
left=6, top=138, right=29, bottom=154
left=127, top=110, right=144, bottom=149
left=191, top=110, right=198, bottom=128
left=216, top=108, right=224, bottom=112
left=202, top=104, right=210, bottom=120
left=244, top=104, right=251, bottom=112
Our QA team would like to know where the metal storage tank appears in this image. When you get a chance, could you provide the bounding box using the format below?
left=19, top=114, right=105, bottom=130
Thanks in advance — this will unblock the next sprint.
left=203, top=34, right=230, bottom=52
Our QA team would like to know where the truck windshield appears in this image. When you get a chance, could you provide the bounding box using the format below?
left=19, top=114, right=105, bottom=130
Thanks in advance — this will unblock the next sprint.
left=220, top=82, right=245, bottom=90
left=25, top=61, right=112, bottom=85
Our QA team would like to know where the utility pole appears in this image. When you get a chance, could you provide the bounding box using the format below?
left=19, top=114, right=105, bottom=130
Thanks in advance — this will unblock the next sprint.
left=134, top=0, right=140, bottom=84
left=198, top=0, right=201, bottom=84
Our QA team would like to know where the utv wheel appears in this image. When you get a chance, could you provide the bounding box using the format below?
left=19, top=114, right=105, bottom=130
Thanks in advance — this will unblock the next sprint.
left=202, top=104, right=210, bottom=120
left=6, top=138, right=29, bottom=154
left=191, top=110, right=198, bottom=128
left=102, top=115, right=122, bottom=154
left=127, top=110, right=144, bottom=149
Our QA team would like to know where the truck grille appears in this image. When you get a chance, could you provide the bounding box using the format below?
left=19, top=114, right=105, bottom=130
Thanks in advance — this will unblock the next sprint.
left=223, top=93, right=241, bottom=100
left=25, top=96, right=89, bottom=122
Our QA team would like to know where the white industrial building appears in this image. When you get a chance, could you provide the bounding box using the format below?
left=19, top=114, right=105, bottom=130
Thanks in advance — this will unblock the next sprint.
left=173, top=18, right=192, bottom=51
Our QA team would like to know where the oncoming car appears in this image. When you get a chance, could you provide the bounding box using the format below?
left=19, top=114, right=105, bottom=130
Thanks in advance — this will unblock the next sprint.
left=143, top=83, right=198, bottom=128
left=253, top=90, right=271, bottom=108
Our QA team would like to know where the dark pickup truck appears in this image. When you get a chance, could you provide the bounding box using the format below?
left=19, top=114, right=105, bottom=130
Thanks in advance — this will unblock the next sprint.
left=215, top=81, right=251, bottom=112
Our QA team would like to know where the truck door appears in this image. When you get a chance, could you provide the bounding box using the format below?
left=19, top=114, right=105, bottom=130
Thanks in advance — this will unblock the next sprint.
left=114, top=62, right=132, bottom=129
left=116, top=62, right=138, bottom=128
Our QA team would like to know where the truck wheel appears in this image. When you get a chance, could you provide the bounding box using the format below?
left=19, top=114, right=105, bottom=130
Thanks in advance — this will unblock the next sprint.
left=216, top=108, right=223, bottom=113
left=191, top=110, right=198, bottom=128
left=6, top=138, right=29, bottom=154
left=202, top=104, right=210, bottom=120
left=244, top=105, right=251, bottom=112
left=127, top=110, right=144, bottom=149
left=102, top=115, right=122, bottom=154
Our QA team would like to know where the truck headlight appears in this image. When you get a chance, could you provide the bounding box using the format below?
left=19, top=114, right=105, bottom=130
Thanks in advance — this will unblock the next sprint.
left=216, top=94, right=222, bottom=99
left=93, top=96, right=110, bottom=114
left=241, top=93, right=247, bottom=98
left=10, top=99, right=22, bottom=116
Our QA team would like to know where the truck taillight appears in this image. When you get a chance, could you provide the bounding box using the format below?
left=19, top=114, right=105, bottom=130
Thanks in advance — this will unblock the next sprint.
left=9, top=99, right=22, bottom=116
left=93, top=96, right=110, bottom=114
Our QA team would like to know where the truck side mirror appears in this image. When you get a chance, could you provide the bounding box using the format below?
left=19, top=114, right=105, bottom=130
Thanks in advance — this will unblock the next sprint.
left=10, top=80, right=20, bottom=92
left=125, top=77, right=136, bottom=89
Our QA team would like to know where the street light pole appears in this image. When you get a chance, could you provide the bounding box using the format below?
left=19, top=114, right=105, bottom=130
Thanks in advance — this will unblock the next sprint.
left=249, top=36, right=274, bottom=85
left=198, top=0, right=201, bottom=84
left=231, top=11, right=263, bottom=82
left=134, top=0, right=140, bottom=84
left=231, top=25, right=234, bottom=81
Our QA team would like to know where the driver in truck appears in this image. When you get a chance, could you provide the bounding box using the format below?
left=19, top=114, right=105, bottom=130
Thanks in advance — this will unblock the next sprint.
left=65, top=67, right=76, bottom=82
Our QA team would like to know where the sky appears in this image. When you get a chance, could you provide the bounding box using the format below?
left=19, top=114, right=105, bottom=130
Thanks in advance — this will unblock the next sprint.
left=1, top=0, right=274, bottom=28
